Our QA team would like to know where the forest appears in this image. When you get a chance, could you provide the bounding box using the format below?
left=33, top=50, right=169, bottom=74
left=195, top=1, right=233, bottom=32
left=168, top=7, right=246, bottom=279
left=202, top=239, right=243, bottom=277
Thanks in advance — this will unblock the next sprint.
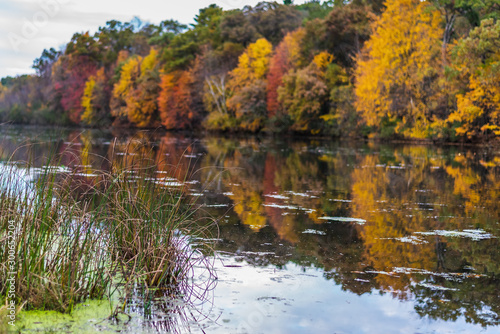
left=0, top=0, right=499, bottom=142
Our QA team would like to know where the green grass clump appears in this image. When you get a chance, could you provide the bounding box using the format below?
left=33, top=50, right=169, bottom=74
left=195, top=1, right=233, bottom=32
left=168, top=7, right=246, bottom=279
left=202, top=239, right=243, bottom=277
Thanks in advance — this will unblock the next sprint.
left=0, top=166, right=110, bottom=313
left=0, top=151, right=215, bottom=320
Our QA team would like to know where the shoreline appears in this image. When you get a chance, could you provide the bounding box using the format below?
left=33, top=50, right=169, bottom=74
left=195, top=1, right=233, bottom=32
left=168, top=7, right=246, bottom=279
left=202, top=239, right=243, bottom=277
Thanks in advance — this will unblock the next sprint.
left=2, top=122, right=499, bottom=148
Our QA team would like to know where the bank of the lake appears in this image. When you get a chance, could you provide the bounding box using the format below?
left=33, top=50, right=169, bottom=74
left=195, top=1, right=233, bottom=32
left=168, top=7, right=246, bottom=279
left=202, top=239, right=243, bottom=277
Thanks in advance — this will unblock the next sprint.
left=1, top=2, right=499, bottom=145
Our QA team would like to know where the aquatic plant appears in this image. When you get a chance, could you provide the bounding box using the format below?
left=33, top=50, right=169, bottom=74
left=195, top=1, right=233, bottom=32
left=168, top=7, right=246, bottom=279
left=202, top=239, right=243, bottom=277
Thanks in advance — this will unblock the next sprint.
left=0, top=162, right=110, bottom=313
left=0, top=143, right=216, bottom=321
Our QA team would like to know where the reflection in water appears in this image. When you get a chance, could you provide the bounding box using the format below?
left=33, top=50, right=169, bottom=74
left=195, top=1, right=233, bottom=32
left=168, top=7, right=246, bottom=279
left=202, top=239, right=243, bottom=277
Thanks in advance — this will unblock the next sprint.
left=1, top=126, right=499, bottom=332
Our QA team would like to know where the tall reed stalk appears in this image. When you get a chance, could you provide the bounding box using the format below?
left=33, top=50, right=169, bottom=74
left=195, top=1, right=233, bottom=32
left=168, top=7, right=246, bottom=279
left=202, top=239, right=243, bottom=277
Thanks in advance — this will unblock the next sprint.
left=0, top=141, right=216, bottom=321
left=0, top=162, right=111, bottom=313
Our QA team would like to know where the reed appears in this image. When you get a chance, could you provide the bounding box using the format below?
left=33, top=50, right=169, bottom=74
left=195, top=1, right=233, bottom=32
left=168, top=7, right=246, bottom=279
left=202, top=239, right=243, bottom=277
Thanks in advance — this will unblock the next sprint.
left=0, top=162, right=111, bottom=313
left=0, top=144, right=216, bottom=320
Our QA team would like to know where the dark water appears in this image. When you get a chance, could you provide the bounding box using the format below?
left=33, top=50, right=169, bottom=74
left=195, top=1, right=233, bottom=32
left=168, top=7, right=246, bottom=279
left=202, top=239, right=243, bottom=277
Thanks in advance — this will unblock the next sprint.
left=1, top=126, right=499, bottom=333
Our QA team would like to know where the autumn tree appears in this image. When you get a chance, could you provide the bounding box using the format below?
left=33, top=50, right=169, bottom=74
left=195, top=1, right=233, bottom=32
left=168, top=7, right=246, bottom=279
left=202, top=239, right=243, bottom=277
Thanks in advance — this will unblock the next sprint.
left=111, top=55, right=140, bottom=123
left=48, top=31, right=109, bottom=124
left=203, top=72, right=234, bottom=131
left=131, top=49, right=161, bottom=127
left=355, top=0, right=443, bottom=139
left=446, top=19, right=500, bottom=140
left=0, top=82, right=5, bottom=102
left=267, top=28, right=305, bottom=117
left=158, top=69, right=197, bottom=130
left=226, top=38, right=273, bottom=132
left=278, top=52, right=333, bottom=133
left=81, top=68, right=112, bottom=126
left=111, top=48, right=160, bottom=127
left=51, top=55, right=100, bottom=123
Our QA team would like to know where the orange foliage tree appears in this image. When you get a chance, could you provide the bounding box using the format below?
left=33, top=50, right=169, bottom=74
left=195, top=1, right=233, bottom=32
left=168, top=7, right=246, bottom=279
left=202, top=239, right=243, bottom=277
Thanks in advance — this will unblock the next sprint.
left=158, top=69, right=197, bottom=130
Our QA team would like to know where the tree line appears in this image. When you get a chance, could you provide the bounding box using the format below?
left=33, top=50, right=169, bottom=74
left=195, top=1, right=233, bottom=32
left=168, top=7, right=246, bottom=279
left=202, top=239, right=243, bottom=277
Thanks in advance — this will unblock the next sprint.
left=0, top=0, right=498, bottom=141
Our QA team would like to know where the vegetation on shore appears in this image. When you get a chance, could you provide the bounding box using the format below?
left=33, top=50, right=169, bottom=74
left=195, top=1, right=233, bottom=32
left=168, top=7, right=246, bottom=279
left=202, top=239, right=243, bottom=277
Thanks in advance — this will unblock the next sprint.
left=0, top=0, right=499, bottom=142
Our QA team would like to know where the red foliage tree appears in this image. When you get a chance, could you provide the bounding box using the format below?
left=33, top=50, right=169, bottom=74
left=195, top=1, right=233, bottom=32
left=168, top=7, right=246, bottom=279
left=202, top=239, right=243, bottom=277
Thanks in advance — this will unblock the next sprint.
left=266, top=28, right=304, bottom=117
left=52, top=55, right=97, bottom=124
left=158, top=70, right=197, bottom=130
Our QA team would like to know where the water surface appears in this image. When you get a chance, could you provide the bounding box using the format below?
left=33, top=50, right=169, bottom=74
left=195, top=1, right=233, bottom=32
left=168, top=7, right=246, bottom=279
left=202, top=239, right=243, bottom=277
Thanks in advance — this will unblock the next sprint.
left=1, top=126, right=499, bottom=333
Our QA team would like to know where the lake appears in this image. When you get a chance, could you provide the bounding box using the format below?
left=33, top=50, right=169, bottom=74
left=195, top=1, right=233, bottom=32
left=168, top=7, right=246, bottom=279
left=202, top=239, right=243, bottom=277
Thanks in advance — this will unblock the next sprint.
left=1, top=125, right=499, bottom=333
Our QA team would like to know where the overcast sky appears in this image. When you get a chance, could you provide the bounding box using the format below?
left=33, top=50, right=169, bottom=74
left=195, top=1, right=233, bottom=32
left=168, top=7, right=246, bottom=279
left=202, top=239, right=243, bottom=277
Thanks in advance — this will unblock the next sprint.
left=0, top=0, right=307, bottom=79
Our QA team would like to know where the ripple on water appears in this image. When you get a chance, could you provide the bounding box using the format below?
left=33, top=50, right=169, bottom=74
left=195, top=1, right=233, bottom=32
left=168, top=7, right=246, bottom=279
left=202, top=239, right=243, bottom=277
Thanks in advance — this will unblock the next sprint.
left=318, top=216, right=366, bottom=224
left=302, top=229, right=327, bottom=235
left=414, top=229, right=496, bottom=241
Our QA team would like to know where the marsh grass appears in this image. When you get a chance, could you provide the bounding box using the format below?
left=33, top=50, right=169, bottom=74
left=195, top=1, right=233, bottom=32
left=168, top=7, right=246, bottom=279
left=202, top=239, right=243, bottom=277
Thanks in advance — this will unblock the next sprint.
left=0, top=139, right=217, bottom=324
left=0, top=162, right=111, bottom=313
left=92, top=163, right=217, bottom=319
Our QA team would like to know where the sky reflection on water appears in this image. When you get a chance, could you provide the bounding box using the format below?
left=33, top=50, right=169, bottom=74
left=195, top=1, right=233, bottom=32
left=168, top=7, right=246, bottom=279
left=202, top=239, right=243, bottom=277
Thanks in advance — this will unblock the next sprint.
left=198, top=255, right=500, bottom=334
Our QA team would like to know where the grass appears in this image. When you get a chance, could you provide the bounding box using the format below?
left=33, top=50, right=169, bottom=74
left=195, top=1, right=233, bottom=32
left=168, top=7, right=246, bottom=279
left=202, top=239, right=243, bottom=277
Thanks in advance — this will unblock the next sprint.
left=0, top=141, right=216, bottom=328
left=0, top=164, right=109, bottom=313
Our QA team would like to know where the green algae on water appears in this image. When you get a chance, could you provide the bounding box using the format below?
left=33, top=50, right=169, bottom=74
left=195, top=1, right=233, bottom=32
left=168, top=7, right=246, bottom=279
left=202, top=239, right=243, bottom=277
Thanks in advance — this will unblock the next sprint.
left=14, top=300, right=121, bottom=333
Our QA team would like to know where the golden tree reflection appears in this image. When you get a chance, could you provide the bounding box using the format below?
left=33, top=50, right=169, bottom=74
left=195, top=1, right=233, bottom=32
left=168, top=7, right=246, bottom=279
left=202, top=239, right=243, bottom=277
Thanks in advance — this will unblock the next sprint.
left=1, top=128, right=499, bottom=326
left=351, top=153, right=437, bottom=297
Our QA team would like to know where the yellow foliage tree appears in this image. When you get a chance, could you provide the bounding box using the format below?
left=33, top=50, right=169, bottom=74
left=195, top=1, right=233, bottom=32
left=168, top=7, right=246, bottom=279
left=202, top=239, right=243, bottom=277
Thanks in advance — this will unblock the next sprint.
left=355, top=0, right=443, bottom=139
left=312, top=51, right=334, bottom=72
left=81, top=76, right=96, bottom=121
left=81, top=68, right=109, bottom=126
left=128, top=48, right=160, bottom=127
left=226, top=38, right=273, bottom=130
left=447, top=19, right=500, bottom=140
left=111, top=56, right=141, bottom=119
left=111, top=48, right=160, bottom=127
left=230, top=38, right=273, bottom=87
